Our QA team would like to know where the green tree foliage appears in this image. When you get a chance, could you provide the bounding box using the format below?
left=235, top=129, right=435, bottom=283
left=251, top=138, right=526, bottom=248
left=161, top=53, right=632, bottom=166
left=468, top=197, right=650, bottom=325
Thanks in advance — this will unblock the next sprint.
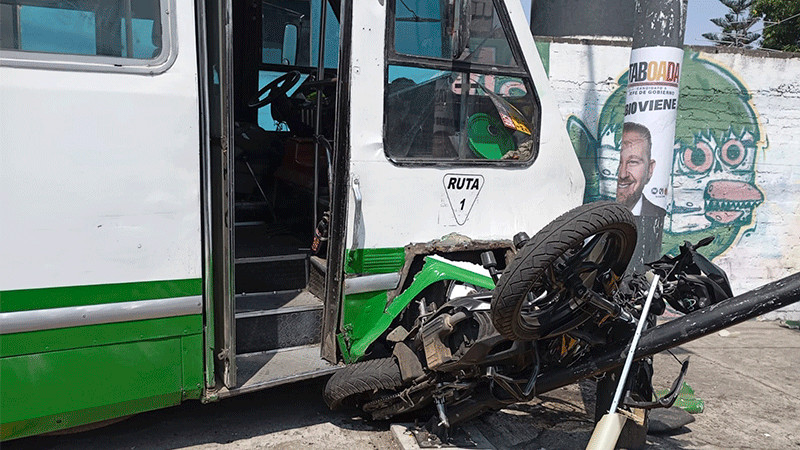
left=751, top=0, right=800, bottom=52
left=703, top=0, right=761, bottom=48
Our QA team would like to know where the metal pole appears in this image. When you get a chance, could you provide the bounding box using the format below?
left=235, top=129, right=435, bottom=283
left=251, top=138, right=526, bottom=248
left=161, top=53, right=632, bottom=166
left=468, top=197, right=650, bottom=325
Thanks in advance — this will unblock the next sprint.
left=124, top=0, right=134, bottom=58
left=623, top=0, right=687, bottom=271
left=608, top=274, right=659, bottom=414
left=313, top=0, right=328, bottom=232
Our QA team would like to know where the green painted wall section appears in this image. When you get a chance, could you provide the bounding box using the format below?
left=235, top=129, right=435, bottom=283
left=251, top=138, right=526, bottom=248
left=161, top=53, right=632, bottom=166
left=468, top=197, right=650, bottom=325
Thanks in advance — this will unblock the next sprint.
left=346, top=248, right=405, bottom=274
left=534, top=40, right=550, bottom=78
left=0, top=278, right=202, bottom=313
left=340, top=256, right=495, bottom=363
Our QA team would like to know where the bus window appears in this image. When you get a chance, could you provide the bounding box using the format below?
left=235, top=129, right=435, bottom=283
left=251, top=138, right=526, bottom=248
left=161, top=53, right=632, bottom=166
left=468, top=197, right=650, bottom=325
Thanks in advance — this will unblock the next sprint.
left=257, top=0, right=340, bottom=131
left=0, top=0, right=164, bottom=61
left=18, top=6, right=96, bottom=55
left=385, top=0, right=540, bottom=164
left=262, top=1, right=311, bottom=66
left=393, top=0, right=449, bottom=59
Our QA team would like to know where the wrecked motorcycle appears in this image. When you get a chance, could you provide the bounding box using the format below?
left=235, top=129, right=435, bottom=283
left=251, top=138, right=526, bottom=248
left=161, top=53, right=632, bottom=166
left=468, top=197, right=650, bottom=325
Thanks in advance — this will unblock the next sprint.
left=323, top=202, right=731, bottom=442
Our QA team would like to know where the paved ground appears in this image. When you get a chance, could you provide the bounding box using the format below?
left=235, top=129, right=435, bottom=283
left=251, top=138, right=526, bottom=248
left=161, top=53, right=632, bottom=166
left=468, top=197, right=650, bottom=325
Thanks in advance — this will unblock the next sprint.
left=7, top=320, right=799, bottom=449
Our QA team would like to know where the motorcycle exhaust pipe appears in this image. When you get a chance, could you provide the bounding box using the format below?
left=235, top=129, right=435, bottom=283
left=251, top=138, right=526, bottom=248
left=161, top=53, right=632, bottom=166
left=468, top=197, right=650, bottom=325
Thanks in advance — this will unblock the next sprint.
left=533, top=271, right=800, bottom=396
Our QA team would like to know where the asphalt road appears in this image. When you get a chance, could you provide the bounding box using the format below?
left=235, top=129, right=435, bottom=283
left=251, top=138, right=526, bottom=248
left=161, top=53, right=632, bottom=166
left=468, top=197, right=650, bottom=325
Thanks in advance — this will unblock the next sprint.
left=7, top=321, right=800, bottom=449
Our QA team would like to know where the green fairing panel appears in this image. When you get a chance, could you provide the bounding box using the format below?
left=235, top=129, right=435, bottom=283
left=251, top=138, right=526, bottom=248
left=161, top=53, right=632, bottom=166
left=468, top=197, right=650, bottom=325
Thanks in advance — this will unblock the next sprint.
left=340, top=256, right=494, bottom=362
left=0, top=316, right=204, bottom=441
left=341, top=291, right=391, bottom=347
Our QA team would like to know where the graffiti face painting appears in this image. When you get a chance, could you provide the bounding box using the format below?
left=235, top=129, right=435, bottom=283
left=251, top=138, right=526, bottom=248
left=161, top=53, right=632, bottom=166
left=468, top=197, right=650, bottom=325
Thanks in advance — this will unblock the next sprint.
left=568, top=51, right=765, bottom=258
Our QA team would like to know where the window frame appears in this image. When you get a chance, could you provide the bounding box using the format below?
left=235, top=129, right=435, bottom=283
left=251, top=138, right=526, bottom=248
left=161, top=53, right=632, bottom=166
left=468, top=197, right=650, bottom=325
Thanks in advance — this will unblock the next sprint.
left=383, top=0, right=542, bottom=167
left=258, top=0, right=341, bottom=72
left=0, top=0, right=178, bottom=75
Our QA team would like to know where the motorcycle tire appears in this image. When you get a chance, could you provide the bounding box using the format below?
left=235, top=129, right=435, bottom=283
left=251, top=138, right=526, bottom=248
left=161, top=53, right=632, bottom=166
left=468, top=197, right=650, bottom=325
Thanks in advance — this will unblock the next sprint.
left=491, top=201, right=636, bottom=341
left=323, top=357, right=404, bottom=410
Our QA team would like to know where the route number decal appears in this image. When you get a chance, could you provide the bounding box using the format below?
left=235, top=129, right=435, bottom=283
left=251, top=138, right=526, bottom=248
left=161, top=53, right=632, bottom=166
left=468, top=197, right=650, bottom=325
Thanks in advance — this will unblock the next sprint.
left=443, top=174, right=484, bottom=225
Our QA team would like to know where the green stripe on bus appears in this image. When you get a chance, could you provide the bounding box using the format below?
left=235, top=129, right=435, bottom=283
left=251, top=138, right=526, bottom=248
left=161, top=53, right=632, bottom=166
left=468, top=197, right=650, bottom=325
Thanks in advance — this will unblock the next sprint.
left=1, top=314, right=203, bottom=358
left=0, top=278, right=202, bottom=313
left=1, top=392, right=180, bottom=441
left=0, top=334, right=203, bottom=440
left=346, top=248, right=405, bottom=274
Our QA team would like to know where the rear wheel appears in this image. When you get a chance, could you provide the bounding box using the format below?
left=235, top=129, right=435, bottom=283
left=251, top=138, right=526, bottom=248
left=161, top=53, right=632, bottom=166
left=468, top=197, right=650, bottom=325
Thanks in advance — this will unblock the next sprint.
left=491, top=201, right=636, bottom=341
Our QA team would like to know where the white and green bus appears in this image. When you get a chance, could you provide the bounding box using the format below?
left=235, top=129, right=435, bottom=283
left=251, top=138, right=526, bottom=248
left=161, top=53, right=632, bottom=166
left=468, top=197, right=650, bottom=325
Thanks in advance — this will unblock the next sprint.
left=0, top=0, right=585, bottom=440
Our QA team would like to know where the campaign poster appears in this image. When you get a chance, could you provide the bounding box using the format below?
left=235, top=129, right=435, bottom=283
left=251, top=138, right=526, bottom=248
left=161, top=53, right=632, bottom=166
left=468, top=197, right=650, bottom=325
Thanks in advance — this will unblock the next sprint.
left=618, top=46, right=684, bottom=217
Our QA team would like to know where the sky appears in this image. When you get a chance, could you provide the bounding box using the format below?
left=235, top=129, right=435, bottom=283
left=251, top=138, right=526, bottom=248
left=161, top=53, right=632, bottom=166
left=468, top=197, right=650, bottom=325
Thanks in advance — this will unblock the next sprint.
left=518, top=0, right=759, bottom=46
left=685, top=0, right=737, bottom=45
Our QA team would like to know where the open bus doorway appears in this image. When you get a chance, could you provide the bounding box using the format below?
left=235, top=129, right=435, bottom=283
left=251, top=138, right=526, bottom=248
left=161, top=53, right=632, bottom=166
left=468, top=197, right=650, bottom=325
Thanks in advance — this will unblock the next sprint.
left=206, top=0, right=342, bottom=391
left=231, top=0, right=339, bottom=296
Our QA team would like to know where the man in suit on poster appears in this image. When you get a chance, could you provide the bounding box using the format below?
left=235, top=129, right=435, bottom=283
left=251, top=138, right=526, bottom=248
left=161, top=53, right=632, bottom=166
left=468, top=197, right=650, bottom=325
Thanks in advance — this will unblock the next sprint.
left=616, top=122, right=667, bottom=217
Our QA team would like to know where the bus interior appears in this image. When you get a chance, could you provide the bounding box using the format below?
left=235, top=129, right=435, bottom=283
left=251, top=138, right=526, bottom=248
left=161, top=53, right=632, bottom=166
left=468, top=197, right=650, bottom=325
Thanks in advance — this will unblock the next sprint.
left=206, top=0, right=342, bottom=390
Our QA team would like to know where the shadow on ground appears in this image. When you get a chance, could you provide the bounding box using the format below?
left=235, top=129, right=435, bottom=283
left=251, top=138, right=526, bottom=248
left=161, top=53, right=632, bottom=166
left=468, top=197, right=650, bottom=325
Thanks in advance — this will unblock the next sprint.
left=5, top=376, right=389, bottom=450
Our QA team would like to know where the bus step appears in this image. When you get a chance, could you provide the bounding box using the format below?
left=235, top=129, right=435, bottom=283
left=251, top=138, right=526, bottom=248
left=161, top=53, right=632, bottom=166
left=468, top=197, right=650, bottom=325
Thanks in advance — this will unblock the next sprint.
left=235, top=201, right=271, bottom=224
left=308, top=256, right=327, bottom=298
left=235, top=290, right=323, bottom=354
left=234, top=256, right=308, bottom=293
left=218, top=344, right=338, bottom=398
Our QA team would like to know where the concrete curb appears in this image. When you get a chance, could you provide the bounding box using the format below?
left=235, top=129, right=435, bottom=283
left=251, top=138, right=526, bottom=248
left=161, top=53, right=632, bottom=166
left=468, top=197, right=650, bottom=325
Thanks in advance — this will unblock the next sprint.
left=391, top=423, right=496, bottom=450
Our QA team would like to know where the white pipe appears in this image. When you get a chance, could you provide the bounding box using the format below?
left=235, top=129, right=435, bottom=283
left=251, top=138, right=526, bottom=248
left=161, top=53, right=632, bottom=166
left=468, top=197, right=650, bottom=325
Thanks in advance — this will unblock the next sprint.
left=587, top=274, right=660, bottom=450
left=609, top=273, right=661, bottom=414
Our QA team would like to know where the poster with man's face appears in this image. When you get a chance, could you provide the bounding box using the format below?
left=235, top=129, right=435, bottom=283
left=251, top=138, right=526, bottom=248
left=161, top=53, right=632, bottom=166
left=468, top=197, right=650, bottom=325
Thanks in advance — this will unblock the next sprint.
left=619, top=47, right=684, bottom=217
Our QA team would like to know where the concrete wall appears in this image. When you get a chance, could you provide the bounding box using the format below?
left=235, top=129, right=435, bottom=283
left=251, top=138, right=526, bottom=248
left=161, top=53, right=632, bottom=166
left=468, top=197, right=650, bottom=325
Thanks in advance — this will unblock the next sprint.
left=535, top=38, right=800, bottom=319
left=530, top=0, right=635, bottom=38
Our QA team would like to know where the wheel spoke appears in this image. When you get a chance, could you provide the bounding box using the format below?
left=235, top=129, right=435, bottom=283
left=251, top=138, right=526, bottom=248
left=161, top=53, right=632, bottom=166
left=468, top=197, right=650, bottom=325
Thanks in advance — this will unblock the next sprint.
left=522, top=285, right=567, bottom=319
left=490, top=201, right=636, bottom=341
left=575, top=261, right=603, bottom=274
left=564, top=234, right=603, bottom=269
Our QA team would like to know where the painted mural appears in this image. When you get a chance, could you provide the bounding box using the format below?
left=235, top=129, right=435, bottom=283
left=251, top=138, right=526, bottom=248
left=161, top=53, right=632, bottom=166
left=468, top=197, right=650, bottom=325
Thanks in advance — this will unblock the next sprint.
left=567, top=50, right=766, bottom=259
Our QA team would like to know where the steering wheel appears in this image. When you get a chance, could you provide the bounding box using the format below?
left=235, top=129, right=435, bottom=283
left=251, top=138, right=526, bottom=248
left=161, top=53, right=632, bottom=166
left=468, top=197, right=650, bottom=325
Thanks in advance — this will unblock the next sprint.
left=247, top=71, right=301, bottom=109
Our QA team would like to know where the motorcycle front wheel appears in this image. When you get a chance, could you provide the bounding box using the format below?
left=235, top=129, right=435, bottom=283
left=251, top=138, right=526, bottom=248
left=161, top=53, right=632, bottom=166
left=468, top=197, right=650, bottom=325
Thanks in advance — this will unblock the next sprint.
left=491, top=201, right=636, bottom=341
left=324, top=357, right=404, bottom=410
